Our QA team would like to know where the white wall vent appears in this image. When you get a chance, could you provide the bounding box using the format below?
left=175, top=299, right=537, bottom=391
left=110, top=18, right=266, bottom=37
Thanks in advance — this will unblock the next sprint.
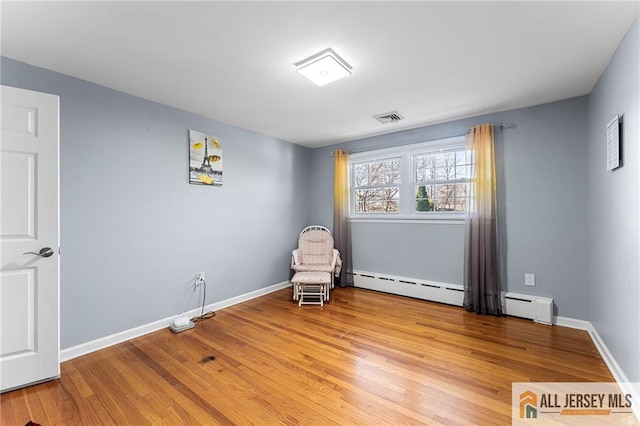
left=373, top=111, right=404, bottom=124
left=352, top=270, right=553, bottom=324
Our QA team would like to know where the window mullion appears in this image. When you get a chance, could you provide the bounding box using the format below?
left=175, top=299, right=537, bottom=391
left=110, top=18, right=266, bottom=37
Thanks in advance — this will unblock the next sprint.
left=400, top=152, right=412, bottom=215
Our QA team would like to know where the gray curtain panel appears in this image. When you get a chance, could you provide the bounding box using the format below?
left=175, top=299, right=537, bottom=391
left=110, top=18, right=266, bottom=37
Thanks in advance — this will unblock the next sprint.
left=464, top=124, right=503, bottom=315
left=333, top=150, right=354, bottom=287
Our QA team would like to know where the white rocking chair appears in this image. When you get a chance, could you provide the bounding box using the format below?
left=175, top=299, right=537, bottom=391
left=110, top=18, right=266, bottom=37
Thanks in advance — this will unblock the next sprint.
left=291, top=226, right=341, bottom=304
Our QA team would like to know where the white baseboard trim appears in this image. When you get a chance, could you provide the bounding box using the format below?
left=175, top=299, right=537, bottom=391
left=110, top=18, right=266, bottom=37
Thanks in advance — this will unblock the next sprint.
left=60, top=280, right=291, bottom=363
left=587, top=322, right=640, bottom=421
left=553, top=316, right=590, bottom=330
left=587, top=323, right=630, bottom=384
left=587, top=322, right=635, bottom=382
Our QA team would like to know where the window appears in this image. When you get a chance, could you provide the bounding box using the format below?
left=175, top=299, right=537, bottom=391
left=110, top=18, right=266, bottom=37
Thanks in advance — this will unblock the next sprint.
left=349, top=137, right=471, bottom=220
left=414, top=149, right=472, bottom=213
left=352, top=157, right=401, bottom=213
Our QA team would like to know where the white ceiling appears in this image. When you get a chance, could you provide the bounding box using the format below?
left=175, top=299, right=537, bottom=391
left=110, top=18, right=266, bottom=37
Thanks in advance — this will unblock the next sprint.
left=1, top=1, right=638, bottom=148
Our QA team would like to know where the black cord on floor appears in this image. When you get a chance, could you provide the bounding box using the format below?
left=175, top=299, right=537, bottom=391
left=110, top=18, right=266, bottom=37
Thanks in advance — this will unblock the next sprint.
left=191, top=278, right=215, bottom=322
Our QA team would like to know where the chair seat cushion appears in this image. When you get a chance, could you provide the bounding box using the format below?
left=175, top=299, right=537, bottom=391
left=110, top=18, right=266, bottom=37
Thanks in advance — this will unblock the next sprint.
left=292, top=271, right=332, bottom=284
left=292, top=264, right=334, bottom=273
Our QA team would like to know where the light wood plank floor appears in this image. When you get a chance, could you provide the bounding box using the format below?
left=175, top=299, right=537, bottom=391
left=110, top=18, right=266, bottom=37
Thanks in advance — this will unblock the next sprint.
left=1, top=287, right=613, bottom=425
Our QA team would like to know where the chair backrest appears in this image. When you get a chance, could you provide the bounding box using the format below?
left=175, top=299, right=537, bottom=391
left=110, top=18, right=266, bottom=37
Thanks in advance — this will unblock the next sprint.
left=297, top=228, right=334, bottom=265
left=299, top=225, right=330, bottom=237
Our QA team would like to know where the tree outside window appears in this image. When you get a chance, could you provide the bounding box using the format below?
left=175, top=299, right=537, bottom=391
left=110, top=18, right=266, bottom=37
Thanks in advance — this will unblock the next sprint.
left=414, top=150, right=470, bottom=212
left=353, top=159, right=400, bottom=213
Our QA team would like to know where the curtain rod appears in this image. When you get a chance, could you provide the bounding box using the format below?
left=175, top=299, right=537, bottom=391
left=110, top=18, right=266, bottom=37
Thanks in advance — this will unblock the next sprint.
left=329, top=121, right=516, bottom=156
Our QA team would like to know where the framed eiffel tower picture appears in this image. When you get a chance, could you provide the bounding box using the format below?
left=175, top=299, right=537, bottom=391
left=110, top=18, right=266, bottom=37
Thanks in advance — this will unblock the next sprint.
left=189, top=129, right=223, bottom=186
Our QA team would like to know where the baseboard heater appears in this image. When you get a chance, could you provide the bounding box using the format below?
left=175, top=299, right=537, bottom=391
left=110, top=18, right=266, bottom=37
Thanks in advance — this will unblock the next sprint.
left=351, top=270, right=553, bottom=325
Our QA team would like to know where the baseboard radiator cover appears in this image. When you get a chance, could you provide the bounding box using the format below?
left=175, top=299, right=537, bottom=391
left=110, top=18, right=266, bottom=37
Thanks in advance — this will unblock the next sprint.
left=352, top=270, right=553, bottom=324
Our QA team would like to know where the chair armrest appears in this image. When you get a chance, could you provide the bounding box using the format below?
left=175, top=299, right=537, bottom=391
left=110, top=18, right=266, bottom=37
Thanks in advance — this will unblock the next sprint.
left=291, top=250, right=300, bottom=268
left=332, top=249, right=343, bottom=277
left=331, top=249, right=339, bottom=268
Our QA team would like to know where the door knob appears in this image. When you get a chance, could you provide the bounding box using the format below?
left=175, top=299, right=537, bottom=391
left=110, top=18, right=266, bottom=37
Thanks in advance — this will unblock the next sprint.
left=22, top=247, right=55, bottom=258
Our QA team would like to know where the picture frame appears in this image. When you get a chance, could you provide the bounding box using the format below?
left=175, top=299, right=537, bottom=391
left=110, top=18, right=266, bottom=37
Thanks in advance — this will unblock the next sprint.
left=189, top=129, right=223, bottom=186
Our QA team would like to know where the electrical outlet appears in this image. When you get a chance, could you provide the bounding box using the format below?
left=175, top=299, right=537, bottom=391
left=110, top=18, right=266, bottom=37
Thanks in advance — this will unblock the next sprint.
left=525, top=273, right=535, bottom=287
left=196, top=272, right=205, bottom=286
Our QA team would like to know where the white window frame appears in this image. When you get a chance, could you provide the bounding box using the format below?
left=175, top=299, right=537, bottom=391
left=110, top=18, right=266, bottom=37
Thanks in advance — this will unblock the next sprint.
left=349, top=136, right=468, bottom=223
left=349, top=147, right=403, bottom=217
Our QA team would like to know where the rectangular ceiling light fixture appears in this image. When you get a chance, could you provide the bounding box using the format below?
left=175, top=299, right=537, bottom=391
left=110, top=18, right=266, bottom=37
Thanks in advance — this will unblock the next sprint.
left=295, top=48, right=352, bottom=87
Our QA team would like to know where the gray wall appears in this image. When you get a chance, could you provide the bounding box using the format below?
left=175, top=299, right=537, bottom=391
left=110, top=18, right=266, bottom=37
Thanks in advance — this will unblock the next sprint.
left=588, top=17, right=639, bottom=382
left=310, top=97, right=590, bottom=319
left=1, top=57, right=311, bottom=349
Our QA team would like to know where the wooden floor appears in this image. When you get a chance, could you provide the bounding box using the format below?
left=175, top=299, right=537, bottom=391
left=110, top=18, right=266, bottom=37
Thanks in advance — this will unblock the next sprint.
left=2, top=287, right=613, bottom=425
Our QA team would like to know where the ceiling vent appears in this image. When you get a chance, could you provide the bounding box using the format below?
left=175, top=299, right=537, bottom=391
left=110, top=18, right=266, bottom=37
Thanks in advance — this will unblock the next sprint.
left=374, top=111, right=404, bottom=124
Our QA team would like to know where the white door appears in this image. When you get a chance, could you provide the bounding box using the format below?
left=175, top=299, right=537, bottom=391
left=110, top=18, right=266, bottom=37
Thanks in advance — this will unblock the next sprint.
left=0, top=85, right=59, bottom=392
